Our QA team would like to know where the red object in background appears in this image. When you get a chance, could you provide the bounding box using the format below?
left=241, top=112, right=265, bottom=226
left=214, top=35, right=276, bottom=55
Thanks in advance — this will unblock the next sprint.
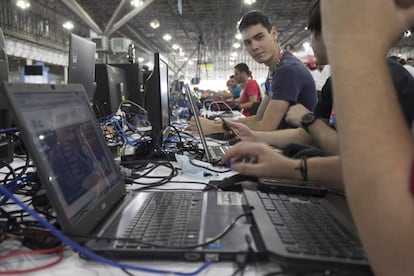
left=299, top=55, right=317, bottom=70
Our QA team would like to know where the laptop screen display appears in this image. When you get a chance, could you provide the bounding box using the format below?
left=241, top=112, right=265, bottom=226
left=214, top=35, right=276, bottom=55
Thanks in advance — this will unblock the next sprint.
left=14, top=91, right=119, bottom=221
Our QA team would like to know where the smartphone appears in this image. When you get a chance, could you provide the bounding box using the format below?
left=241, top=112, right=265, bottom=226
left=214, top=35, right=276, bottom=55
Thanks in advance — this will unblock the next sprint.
left=219, top=117, right=241, bottom=145
left=257, top=177, right=328, bottom=197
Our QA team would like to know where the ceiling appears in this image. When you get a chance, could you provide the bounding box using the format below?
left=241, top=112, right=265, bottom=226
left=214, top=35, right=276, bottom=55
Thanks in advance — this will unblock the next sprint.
left=5, top=0, right=414, bottom=82
left=39, top=0, right=314, bottom=80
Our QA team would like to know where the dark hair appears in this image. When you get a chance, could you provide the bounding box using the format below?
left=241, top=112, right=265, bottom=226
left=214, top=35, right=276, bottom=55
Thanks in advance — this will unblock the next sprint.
left=229, top=75, right=235, bottom=79
left=234, top=63, right=252, bottom=78
left=307, top=0, right=321, bottom=35
left=238, top=10, right=272, bottom=33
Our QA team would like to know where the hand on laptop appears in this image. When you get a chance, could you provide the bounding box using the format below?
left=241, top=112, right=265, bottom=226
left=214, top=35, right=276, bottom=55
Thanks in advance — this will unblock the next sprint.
left=221, top=141, right=300, bottom=179
left=221, top=120, right=255, bottom=143
left=188, top=116, right=223, bottom=135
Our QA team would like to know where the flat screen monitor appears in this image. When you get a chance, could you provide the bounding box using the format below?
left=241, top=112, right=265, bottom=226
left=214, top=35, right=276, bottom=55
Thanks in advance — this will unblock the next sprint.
left=68, top=34, right=96, bottom=100
left=0, top=27, right=13, bottom=166
left=145, top=53, right=170, bottom=145
left=94, top=64, right=128, bottom=117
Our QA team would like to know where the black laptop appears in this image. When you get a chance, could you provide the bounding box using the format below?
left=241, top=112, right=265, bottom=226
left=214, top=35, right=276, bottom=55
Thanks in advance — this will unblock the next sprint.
left=0, top=82, right=264, bottom=261
left=185, top=85, right=231, bottom=164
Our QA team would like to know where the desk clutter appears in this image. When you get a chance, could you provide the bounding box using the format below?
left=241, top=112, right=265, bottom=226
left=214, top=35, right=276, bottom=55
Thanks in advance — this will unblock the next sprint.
left=0, top=82, right=372, bottom=276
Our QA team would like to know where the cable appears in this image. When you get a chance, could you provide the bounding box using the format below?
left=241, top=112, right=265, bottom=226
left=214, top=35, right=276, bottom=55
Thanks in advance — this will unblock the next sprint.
left=189, top=158, right=232, bottom=173
left=0, top=184, right=214, bottom=275
left=0, top=245, right=64, bottom=275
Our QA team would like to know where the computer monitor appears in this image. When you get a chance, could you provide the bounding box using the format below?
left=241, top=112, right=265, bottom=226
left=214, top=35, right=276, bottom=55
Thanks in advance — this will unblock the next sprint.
left=94, top=64, right=128, bottom=117
left=0, top=27, right=13, bottom=166
left=144, top=52, right=170, bottom=144
left=68, top=34, right=96, bottom=100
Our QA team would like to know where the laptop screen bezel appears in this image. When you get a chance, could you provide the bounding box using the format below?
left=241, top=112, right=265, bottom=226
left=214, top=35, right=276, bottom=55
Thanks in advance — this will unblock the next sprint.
left=184, top=85, right=215, bottom=163
left=1, top=82, right=127, bottom=236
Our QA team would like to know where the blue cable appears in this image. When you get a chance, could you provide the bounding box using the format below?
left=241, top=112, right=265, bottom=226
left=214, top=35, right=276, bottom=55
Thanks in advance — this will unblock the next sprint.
left=0, top=127, right=19, bottom=134
left=0, top=176, right=28, bottom=205
left=0, top=185, right=213, bottom=275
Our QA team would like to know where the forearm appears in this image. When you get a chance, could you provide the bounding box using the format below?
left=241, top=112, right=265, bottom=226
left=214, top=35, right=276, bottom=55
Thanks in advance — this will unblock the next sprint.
left=330, top=48, right=414, bottom=274
left=252, top=128, right=312, bottom=148
left=307, top=120, right=339, bottom=155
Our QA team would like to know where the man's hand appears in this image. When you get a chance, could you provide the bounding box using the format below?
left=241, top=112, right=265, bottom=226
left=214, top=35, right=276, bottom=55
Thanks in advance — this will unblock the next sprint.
left=221, top=141, right=299, bottom=179
left=285, top=104, right=311, bottom=127
left=223, top=120, right=255, bottom=142
left=188, top=116, right=222, bottom=135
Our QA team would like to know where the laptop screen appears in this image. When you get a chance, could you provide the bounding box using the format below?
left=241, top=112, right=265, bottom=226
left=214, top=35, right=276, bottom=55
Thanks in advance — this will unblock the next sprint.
left=13, top=90, right=119, bottom=222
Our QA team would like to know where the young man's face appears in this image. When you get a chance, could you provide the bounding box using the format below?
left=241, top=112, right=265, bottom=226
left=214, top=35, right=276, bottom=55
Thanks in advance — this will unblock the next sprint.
left=310, top=32, right=328, bottom=65
left=241, top=24, right=278, bottom=66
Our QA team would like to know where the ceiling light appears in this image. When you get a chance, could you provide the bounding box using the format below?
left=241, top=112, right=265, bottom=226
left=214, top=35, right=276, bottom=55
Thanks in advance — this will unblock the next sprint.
left=150, top=20, right=160, bottom=29
left=163, top=34, right=172, bottom=41
left=188, top=60, right=194, bottom=65
left=404, top=29, right=411, bottom=37
left=172, top=44, right=180, bottom=50
left=146, top=62, right=153, bottom=68
left=62, top=21, right=74, bottom=30
left=230, top=52, right=238, bottom=57
left=179, top=50, right=185, bottom=57
left=16, top=0, right=30, bottom=9
left=235, top=33, right=242, bottom=40
left=303, top=41, right=311, bottom=50
left=244, top=0, right=256, bottom=5
left=138, top=57, right=144, bottom=63
left=229, top=61, right=235, bottom=66
left=233, top=42, right=241, bottom=49
left=130, top=0, right=143, bottom=7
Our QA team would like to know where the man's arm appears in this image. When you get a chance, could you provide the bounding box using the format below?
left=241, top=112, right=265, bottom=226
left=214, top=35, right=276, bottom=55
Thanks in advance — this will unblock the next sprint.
left=285, top=103, right=339, bottom=155
left=252, top=127, right=312, bottom=148
left=221, top=141, right=343, bottom=192
left=321, top=0, right=414, bottom=274
left=244, top=99, right=289, bottom=131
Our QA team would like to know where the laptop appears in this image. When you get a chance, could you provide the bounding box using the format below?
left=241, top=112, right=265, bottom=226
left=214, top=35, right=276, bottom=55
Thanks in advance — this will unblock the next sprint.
left=240, top=180, right=372, bottom=273
left=1, top=82, right=264, bottom=261
left=184, top=85, right=231, bottom=164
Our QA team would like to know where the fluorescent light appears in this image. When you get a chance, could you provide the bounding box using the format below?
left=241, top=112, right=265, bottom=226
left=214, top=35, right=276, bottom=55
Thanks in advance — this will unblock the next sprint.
left=150, top=20, right=160, bottom=29
left=244, top=0, right=256, bottom=5
left=130, top=0, right=143, bottom=7
left=138, top=57, right=144, bottom=63
left=172, top=44, right=180, bottom=50
left=233, top=42, right=241, bottom=49
left=230, top=52, right=238, bottom=57
left=16, top=0, right=30, bottom=9
left=163, top=34, right=172, bottom=41
left=62, top=21, right=74, bottom=30
left=235, top=33, right=242, bottom=40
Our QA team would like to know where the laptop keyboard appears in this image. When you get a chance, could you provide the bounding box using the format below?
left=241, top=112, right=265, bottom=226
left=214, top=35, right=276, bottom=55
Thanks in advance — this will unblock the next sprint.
left=257, top=191, right=367, bottom=260
left=116, top=192, right=203, bottom=249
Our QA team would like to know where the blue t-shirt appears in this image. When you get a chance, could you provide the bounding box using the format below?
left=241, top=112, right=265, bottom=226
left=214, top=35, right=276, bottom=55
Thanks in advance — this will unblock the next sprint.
left=231, top=86, right=241, bottom=98
left=265, top=51, right=317, bottom=129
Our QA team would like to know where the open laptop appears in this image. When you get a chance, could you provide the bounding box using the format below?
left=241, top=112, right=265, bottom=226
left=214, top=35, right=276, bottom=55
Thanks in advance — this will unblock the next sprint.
left=184, top=85, right=231, bottom=164
left=1, top=82, right=264, bottom=261
left=240, top=179, right=371, bottom=273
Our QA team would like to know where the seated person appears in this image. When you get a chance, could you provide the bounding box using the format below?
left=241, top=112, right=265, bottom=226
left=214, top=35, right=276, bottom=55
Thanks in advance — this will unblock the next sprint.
left=190, top=10, right=317, bottom=135
left=222, top=0, right=414, bottom=193
left=233, top=63, right=261, bottom=117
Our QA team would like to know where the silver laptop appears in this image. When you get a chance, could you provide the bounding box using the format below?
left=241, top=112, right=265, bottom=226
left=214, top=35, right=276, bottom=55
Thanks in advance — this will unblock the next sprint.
left=1, top=82, right=264, bottom=261
left=184, top=85, right=230, bottom=165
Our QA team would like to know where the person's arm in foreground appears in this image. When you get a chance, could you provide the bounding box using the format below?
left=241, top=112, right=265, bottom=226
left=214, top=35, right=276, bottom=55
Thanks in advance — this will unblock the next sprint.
left=224, top=119, right=312, bottom=147
left=321, top=0, right=414, bottom=274
left=285, top=104, right=339, bottom=155
left=221, top=141, right=343, bottom=191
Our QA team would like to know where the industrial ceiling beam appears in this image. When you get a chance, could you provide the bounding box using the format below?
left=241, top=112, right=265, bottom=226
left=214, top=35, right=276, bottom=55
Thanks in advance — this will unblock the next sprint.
left=104, top=0, right=129, bottom=34
left=106, top=0, right=155, bottom=37
left=60, top=0, right=103, bottom=35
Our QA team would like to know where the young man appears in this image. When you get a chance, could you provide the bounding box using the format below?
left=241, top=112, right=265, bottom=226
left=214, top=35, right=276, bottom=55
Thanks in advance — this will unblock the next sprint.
left=192, top=10, right=317, bottom=135
left=221, top=0, right=414, bottom=192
